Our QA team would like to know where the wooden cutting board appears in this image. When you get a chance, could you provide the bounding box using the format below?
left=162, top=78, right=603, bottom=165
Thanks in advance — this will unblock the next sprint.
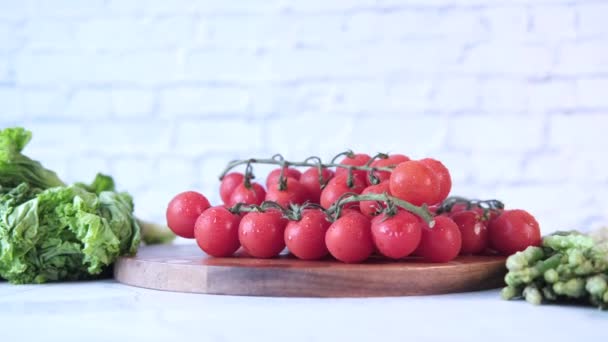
left=114, top=244, right=507, bottom=297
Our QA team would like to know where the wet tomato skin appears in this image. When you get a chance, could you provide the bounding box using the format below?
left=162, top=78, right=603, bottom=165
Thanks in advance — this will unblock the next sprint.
left=371, top=211, right=422, bottom=259
left=325, top=212, right=374, bottom=263
left=285, top=209, right=331, bottom=260
left=194, top=206, right=241, bottom=257
left=238, top=211, right=288, bottom=259
left=220, top=172, right=244, bottom=205
left=166, top=191, right=211, bottom=238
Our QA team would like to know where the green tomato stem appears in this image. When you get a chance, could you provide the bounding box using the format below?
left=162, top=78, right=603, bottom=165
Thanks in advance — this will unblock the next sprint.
left=328, top=192, right=435, bottom=227
left=219, top=157, right=394, bottom=180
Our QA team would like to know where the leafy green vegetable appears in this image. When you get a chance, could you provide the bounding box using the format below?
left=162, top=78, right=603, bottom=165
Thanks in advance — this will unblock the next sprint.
left=74, top=173, right=115, bottom=194
left=0, top=127, right=65, bottom=189
left=0, top=127, right=158, bottom=284
left=501, top=228, right=608, bottom=309
left=0, top=180, right=141, bottom=283
left=137, top=219, right=176, bottom=245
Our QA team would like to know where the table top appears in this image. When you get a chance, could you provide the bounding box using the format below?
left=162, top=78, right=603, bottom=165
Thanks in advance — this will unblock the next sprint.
left=1, top=280, right=605, bottom=341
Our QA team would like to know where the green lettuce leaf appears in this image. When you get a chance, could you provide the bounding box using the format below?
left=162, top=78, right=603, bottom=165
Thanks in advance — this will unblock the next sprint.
left=0, top=127, right=65, bottom=190
left=0, top=127, right=168, bottom=283
left=0, top=183, right=140, bottom=284
left=74, top=173, right=116, bottom=194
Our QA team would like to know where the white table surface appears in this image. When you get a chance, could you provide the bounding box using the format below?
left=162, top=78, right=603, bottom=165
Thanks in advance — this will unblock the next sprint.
left=1, top=280, right=605, bottom=341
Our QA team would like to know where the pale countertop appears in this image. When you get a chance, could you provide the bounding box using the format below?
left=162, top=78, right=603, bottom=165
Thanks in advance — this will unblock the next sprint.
left=0, top=280, right=605, bottom=342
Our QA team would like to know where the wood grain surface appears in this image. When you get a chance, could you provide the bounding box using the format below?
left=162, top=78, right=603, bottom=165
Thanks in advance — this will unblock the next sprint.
left=114, top=244, right=507, bottom=297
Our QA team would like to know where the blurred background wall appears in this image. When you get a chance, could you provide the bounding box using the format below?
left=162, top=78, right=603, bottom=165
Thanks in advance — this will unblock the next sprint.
left=1, top=0, right=607, bottom=233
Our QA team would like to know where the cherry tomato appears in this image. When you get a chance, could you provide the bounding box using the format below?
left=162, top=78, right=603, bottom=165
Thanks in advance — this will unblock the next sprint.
left=238, top=210, right=287, bottom=258
left=450, top=210, right=488, bottom=255
left=299, top=167, right=335, bottom=204
left=488, top=209, right=541, bottom=256
left=359, top=182, right=391, bottom=218
left=285, top=209, right=331, bottom=260
left=265, top=178, right=308, bottom=207
left=325, top=212, right=374, bottom=263
left=389, top=160, right=441, bottom=206
left=415, top=216, right=462, bottom=262
left=220, top=172, right=244, bottom=205
left=335, top=153, right=371, bottom=181
left=368, top=154, right=409, bottom=185
left=194, top=206, right=241, bottom=257
left=166, top=191, right=211, bottom=238
left=228, top=182, right=266, bottom=206
left=266, top=167, right=301, bottom=188
left=419, top=158, right=452, bottom=204
left=371, top=211, right=421, bottom=259
left=320, top=174, right=366, bottom=209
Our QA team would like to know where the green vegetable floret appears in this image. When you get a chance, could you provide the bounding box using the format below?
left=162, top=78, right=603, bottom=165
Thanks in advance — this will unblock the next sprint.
left=501, top=228, right=608, bottom=309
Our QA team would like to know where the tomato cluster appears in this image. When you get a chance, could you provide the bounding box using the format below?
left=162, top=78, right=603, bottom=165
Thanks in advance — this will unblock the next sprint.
left=166, top=152, right=541, bottom=263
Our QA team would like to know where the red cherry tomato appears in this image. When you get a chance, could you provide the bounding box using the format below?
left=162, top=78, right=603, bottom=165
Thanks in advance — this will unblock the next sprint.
left=299, top=167, right=335, bottom=204
left=488, top=209, right=541, bottom=256
left=194, top=206, right=241, bottom=257
left=359, top=182, right=391, bottom=218
left=284, top=209, right=331, bottom=260
left=389, top=160, right=441, bottom=206
left=420, top=158, right=452, bottom=203
left=220, top=172, right=244, bottom=205
left=228, top=182, right=266, bottom=206
left=368, top=154, right=409, bottom=185
left=325, top=212, right=374, bottom=263
left=266, top=167, right=301, bottom=188
left=320, top=174, right=366, bottom=209
left=415, top=216, right=462, bottom=262
left=371, top=211, right=421, bottom=259
left=450, top=210, right=488, bottom=255
left=265, top=178, right=308, bottom=207
left=238, top=211, right=287, bottom=258
left=166, top=191, right=211, bottom=238
left=335, top=153, right=371, bottom=181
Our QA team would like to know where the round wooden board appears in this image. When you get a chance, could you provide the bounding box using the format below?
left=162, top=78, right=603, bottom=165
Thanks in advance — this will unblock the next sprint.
left=114, top=244, right=507, bottom=297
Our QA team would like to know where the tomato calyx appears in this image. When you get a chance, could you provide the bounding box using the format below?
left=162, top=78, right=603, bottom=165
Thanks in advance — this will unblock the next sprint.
left=242, top=162, right=256, bottom=189
left=286, top=202, right=330, bottom=222
left=330, top=149, right=356, bottom=163
left=437, top=196, right=504, bottom=221
left=228, top=200, right=288, bottom=216
left=327, top=191, right=435, bottom=227
left=345, top=167, right=357, bottom=188
left=270, top=154, right=290, bottom=191
left=226, top=191, right=434, bottom=227
left=364, top=152, right=389, bottom=185
left=303, top=156, right=332, bottom=190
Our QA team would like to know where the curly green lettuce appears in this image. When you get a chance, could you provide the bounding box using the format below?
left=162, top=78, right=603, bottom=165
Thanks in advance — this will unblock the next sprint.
left=0, top=182, right=141, bottom=283
left=0, top=127, right=153, bottom=284
left=0, top=127, right=64, bottom=189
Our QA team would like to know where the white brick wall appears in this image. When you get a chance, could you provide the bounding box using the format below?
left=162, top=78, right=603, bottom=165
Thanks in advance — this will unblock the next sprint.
left=1, top=0, right=607, bottom=234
